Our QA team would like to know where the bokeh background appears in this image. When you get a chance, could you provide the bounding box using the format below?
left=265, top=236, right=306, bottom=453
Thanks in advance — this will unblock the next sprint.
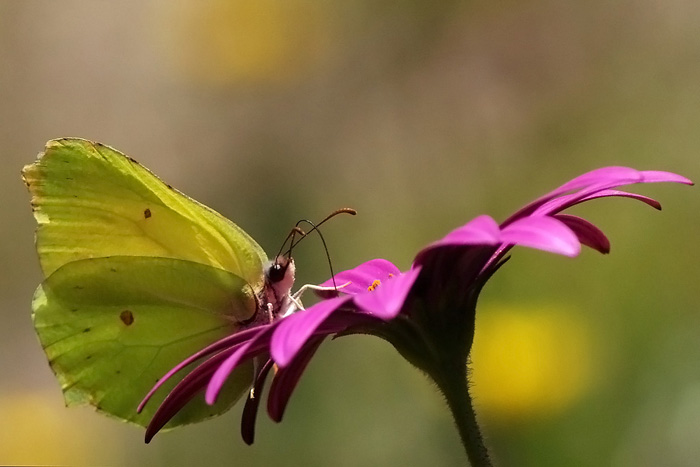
left=1, top=1, right=698, bottom=466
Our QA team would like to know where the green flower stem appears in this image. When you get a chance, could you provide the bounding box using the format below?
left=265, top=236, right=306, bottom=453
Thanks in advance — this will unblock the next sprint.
left=379, top=299, right=491, bottom=465
left=435, top=368, right=491, bottom=467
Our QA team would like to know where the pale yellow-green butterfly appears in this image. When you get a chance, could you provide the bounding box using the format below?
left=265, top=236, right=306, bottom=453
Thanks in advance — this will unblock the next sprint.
left=23, top=138, right=303, bottom=429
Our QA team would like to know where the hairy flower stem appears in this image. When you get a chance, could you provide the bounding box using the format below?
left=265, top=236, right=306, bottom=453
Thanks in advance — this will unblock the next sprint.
left=434, top=367, right=491, bottom=467
left=385, top=311, right=491, bottom=466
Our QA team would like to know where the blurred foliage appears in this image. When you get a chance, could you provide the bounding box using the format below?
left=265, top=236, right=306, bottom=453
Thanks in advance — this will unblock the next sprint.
left=1, top=0, right=698, bottom=465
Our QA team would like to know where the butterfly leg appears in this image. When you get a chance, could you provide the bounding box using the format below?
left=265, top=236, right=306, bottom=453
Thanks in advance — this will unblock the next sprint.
left=291, top=282, right=351, bottom=301
left=280, top=282, right=351, bottom=318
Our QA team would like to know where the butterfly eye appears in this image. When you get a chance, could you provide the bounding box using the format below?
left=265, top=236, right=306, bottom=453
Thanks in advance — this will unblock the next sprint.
left=267, top=260, right=288, bottom=283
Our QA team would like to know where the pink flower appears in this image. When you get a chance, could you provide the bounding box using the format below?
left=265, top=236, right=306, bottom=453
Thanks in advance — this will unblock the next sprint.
left=139, top=167, right=691, bottom=452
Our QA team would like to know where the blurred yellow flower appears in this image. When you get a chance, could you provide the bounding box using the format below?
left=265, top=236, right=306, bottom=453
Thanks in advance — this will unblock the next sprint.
left=470, top=304, right=595, bottom=423
left=156, top=0, right=333, bottom=86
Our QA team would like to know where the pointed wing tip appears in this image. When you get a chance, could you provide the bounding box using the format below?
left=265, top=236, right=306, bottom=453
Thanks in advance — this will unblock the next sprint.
left=42, top=138, right=99, bottom=159
left=46, top=137, right=88, bottom=146
left=43, top=138, right=72, bottom=153
left=45, top=138, right=64, bottom=148
left=29, top=138, right=79, bottom=165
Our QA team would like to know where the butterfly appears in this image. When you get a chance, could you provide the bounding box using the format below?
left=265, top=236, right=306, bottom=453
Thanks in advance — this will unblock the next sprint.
left=23, top=138, right=300, bottom=429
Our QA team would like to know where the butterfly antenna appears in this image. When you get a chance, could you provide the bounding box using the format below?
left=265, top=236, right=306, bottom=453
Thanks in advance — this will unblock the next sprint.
left=275, top=226, right=306, bottom=263
left=289, top=208, right=356, bottom=250
left=286, top=208, right=356, bottom=290
left=294, top=218, right=339, bottom=290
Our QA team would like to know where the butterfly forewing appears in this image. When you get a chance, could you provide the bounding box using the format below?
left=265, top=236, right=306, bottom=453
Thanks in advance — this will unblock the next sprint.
left=23, top=138, right=268, bottom=289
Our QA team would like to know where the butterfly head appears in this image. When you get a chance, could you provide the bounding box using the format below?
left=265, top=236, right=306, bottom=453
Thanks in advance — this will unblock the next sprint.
left=267, top=255, right=295, bottom=289
left=262, top=255, right=296, bottom=319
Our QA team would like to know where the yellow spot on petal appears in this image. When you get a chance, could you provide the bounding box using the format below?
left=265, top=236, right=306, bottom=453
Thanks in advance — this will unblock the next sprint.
left=470, top=304, right=596, bottom=424
left=367, top=279, right=381, bottom=292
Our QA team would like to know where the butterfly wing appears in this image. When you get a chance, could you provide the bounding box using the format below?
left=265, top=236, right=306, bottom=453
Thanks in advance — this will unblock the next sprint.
left=22, top=138, right=267, bottom=288
left=24, top=138, right=268, bottom=428
left=33, top=256, right=256, bottom=428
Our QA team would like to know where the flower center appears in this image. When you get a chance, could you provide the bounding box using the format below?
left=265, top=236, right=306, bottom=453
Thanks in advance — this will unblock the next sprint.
left=367, top=279, right=381, bottom=292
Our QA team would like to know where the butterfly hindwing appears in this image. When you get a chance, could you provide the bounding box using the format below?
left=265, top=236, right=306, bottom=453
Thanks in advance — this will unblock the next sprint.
left=33, top=256, right=256, bottom=428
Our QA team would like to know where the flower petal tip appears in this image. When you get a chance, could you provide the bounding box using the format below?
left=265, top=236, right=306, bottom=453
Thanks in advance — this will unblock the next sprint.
left=204, top=388, right=218, bottom=406
left=641, top=170, right=694, bottom=186
left=554, top=214, right=610, bottom=255
left=144, top=430, right=155, bottom=444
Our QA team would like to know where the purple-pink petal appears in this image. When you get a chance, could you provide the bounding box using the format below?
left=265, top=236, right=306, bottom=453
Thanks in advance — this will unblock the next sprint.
left=319, top=259, right=401, bottom=295
left=268, top=336, right=325, bottom=423
left=144, top=349, right=236, bottom=443
left=554, top=166, right=645, bottom=191
left=138, top=326, right=263, bottom=414
left=639, top=170, right=693, bottom=185
left=585, top=190, right=662, bottom=209
left=554, top=214, right=610, bottom=254
left=505, top=167, right=645, bottom=223
left=500, top=216, right=581, bottom=257
left=432, top=215, right=501, bottom=246
left=416, top=215, right=500, bottom=257
left=205, top=326, right=276, bottom=405
left=271, top=297, right=348, bottom=368
left=504, top=167, right=691, bottom=225
left=577, top=189, right=661, bottom=210
left=353, top=266, right=422, bottom=320
left=241, top=359, right=274, bottom=445
left=534, top=171, right=692, bottom=217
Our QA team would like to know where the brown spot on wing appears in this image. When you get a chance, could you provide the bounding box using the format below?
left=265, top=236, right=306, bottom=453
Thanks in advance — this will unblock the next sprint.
left=144, top=208, right=152, bottom=219
left=120, top=310, right=134, bottom=326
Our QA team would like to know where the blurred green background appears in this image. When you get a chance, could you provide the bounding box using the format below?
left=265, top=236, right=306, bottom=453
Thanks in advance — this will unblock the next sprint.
left=1, top=1, right=698, bottom=465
